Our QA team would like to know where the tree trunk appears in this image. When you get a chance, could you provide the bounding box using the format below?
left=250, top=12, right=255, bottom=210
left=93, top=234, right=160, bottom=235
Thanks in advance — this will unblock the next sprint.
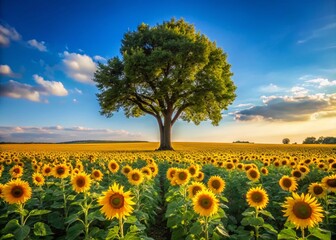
left=157, top=115, right=174, bottom=151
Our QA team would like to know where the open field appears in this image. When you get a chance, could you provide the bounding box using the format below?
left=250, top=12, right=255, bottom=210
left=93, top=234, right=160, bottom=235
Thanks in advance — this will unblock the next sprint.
left=0, top=143, right=335, bottom=239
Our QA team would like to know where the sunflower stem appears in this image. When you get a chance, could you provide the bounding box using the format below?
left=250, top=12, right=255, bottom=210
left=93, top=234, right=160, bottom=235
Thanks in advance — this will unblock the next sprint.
left=119, top=217, right=124, bottom=238
left=324, top=195, right=329, bottom=225
left=301, top=227, right=305, bottom=239
left=204, top=216, right=209, bottom=240
left=61, top=178, right=68, bottom=218
left=19, top=203, right=25, bottom=226
left=255, top=208, right=260, bottom=240
left=83, top=192, right=90, bottom=239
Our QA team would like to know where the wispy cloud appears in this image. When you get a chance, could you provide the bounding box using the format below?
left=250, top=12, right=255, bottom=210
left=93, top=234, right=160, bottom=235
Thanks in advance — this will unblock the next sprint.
left=93, top=55, right=107, bottom=62
left=27, top=39, right=47, bottom=52
left=0, top=125, right=143, bottom=142
left=0, top=75, right=68, bottom=102
left=259, top=83, right=284, bottom=93
left=61, top=51, right=97, bottom=84
left=0, top=64, right=20, bottom=77
left=0, top=23, right=21, bottom=46
left=297, top=21, right=336, bottom=44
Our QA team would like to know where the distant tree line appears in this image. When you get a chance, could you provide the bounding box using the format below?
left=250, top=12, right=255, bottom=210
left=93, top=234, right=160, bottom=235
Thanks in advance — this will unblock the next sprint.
left=302, top=136, right=336, bottom=144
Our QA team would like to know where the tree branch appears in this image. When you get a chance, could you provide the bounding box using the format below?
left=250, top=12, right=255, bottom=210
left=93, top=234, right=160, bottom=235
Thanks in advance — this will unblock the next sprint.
left=171, top=103, right=191, bottom=125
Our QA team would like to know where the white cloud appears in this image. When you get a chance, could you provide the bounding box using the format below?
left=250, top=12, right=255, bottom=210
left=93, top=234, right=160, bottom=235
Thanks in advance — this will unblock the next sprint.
left=93, top=55, right=107, bottom=62
left=73, top=98, right=78, bottom=103
left=74, top=88, right=82, bottom=94
left=0, top=80, right=40, bottom=102
left=0, top=75, right=68, bottom=102
left=290, top=86, right=309, bottom=97
left=259, top=83, right=284, bottom=93
left=306, top=78, right=336, bottom=88
left=33, top=74, right=68, bottom=96
left=0, top=64, right=13, bottom=75
left=62, top=51, right=96, bottom=84
left=0, top=125, right=143, bottom=142
left=0, top=24, right=21, bottom=46
left=27, top=39, right=47, bottom=52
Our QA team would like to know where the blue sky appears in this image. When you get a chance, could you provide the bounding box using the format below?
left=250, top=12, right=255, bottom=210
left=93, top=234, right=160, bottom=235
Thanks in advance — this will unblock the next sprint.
left=0, top=0, right=335, bottom=143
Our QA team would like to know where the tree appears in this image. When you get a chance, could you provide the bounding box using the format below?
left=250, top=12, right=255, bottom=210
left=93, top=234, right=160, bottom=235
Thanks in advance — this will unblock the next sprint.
left=282, top=138, right=290, bottom=144
left=94, top=18, right=236, bottom=150
left=302, top=137, right=316, bottom=144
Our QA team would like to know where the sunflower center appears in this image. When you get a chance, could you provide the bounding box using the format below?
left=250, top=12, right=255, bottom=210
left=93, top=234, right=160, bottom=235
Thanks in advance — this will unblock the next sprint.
left=11, top=186, right=23, bottom=198
left=124, top=168, right=130, bottom=174
left=227, top=164, right=233, bottom=169
left=326, top=179, right=336, bottom=188
left=192, top=186, right=202, bottom=196
left=14, top=168, right=20, bottom=173
left=111, top=163, right=117, bottom=170
left=178, top=172, right=187, bottom=180
left=189, top=167, right=196, bottom=175
left=293, top=171, right=302, bottom=178
left=57, top=167, right=65, bottom=175
left=292, top=201, right=312, bottom=219
left=199, top=196, right=212, bottom=209
left=211, top=180, right=221, bottom=189
left=249, top=170, right=258, bottom=178
left=110, top=194, right=124, bottom=209
left=35, top=177, right=42, bottom=182
left=251, top=192, right=263, bottom=203
left=169, top=170, right=176, bottom=178
left=300, top=167, right=307, bottom=173
left=76, top=177, right=86, bottom=187
left=45, top=168, right=51, bottom=173
left=94, top=171, right=100, bottom=177
left=313, top=186, right=323, bottom=195
left=132, top=173, right=140, bottom=181
left=282, top=178, right=292, bottom=188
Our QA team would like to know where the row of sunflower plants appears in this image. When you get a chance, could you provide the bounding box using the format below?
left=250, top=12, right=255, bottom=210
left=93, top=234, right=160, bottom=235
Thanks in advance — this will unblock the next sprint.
left=0, top=156, right=161, bottom=240
left=162, top=158, right=336, bottom=240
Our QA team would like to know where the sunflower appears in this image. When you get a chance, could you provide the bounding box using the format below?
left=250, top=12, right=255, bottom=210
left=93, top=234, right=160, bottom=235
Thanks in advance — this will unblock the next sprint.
left=308, top=183, right=327, bottom=198
left=246, top=168, right=260, bottom=182
left=166, top=167, right=177, bottom=181
left=207, top=175, right=225, bottom=194
left=194, top=171, right=205, bottom=182
left=91, top=169, right=103, bottom=181
left=42, top=164, right=52, bottom=176
left=291, top=169, right=304, bottom=180
left=98, top=183, right=135, bottom=220
left=72, top=172, right=91, bottom=193
left=32, top=173, right=45, bottom=186
left=279, top=176, right=298, bottom=192
left=141, top=166, right=152, bottom=180
left=225, top=162, right=235, bottom=171
left=0, top=183, right=4, bottom=198
left=10, top=165, right=24, bottom=178
left=260, top=167, right=269, bottom=175
left=3, top=179, right=32, bottom=204
left=282, top=192, right=324, bottom=229
left=148, top=163, right=159, bottom=177
left=188, top=182, right=206, bottom=199
left=187, top=164, right=199, bottom=177
left=121, top=165, right=132, bottom=176
left=246, top=186, right=269, bottom=210
left=298, top=165, right=310, bottom=175
left=53, top=164, right=70, bottom=179
left=127, top=169, right=144, bottom=186
left=108, top=160, right=119, bottom=174
left=174, top=169, right=191, bottom=185
left=193, top=189, right=219, bottom=217
left=321, top=174, right=336, bottom=192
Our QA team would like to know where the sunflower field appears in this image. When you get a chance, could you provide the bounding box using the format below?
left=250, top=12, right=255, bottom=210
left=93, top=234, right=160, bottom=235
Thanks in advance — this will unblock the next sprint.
left=0, top=142, right=335, bottom=240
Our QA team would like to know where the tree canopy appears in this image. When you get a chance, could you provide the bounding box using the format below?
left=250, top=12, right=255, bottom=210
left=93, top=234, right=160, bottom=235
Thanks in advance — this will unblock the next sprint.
left=94, top=18, right=236, bottom=150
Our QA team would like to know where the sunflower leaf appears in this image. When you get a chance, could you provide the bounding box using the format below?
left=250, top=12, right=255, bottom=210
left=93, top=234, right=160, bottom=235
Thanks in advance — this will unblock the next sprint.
left=308, top=227, right=331, bottom=240
left=277, top=229, right=297, bottom=240
left=14, top=225, right=30, bottom=240
left=259, top=210, right=275, bottom=220
left=33, top=222, right=53, bottom=236
left=29, top=209, right=51, bottom=216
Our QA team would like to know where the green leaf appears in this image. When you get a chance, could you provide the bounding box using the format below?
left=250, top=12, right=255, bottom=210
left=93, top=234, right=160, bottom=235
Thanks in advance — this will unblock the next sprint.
left=88, top=210, right=106, bottom=222
left=0, top=233, right=14, bottom=240
left=309, top=227, right=331, bottom=240
left=30, top=209, right=51, bottom=216
left=14, top=225, right=30, bottom=240
left=262, top=223, right=277, bottom=234
left=259, top=210, right=275, bottom=220
left=249, top=217, right=264, bottom=227
left=190, top=221, right=202, bottom=235
left=65, top=212, right=81, bottom=224
left=125, top=215, right=137, bottom=224
left=106, top=226, right=119, bottom=240
left=242, top=210, right=255, bottom=217
left=48, top=211, right=64, bottom=230
left=215, top=224, right=230, bottom=237
left=66, top=223, right=84, bottom=240
left=277, top=228, right=297, bottom=240
left=34, top=222, right=53, bottom=236
left=2, top=219, right=20, bottom=234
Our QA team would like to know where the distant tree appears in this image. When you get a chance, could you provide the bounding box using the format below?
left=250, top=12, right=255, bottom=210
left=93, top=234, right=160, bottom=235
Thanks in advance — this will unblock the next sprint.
left=316, top=136, right=324, bottom=144
left=282, top=138, right=290, bottom=144
left=94, top=18, right=236, bottom=150
left=322, top=137, right=336, bottom=144
left=303, top=137, right=317, bottom=144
